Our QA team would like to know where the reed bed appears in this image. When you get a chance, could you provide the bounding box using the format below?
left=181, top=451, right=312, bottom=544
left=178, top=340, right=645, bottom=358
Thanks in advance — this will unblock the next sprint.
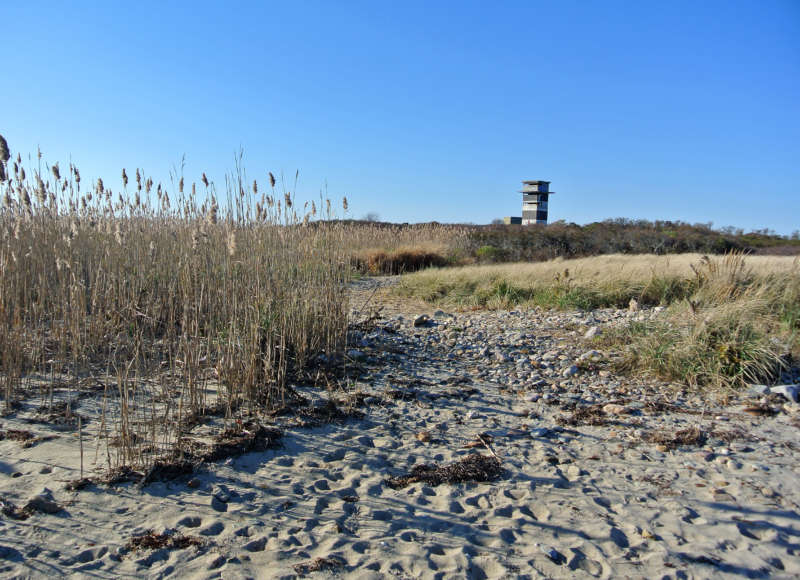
left=0, top=137, right=352, bottom=468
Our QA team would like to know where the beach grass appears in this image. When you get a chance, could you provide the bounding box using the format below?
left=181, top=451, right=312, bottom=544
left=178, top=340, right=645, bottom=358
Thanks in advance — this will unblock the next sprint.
left=397, top=253, right=800, bottom=389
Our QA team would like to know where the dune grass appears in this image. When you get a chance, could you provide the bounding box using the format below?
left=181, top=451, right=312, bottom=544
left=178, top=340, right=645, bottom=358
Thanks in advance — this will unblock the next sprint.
left=397, top=253, right=799, bottom=389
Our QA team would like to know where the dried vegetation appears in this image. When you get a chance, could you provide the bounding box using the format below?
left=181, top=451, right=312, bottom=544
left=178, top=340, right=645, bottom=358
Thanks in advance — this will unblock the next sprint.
left=0, top=137, right=349, bottom=470
left=385, top=453, right=502, bottom=489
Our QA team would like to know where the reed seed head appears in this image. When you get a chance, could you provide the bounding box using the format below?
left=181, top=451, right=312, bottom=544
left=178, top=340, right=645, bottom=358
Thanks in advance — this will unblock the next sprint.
left=0, top=134, right=10, bottom=163
left=269, top=172, right=276, bottom=188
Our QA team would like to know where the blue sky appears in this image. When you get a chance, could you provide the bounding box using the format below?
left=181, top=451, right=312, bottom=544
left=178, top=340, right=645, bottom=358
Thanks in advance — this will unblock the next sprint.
left=3, top=1, right=799, bottom=232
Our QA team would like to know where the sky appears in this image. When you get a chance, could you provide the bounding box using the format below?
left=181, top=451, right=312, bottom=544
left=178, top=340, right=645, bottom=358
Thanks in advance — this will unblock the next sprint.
left=3, top=0, right=799, bottom=233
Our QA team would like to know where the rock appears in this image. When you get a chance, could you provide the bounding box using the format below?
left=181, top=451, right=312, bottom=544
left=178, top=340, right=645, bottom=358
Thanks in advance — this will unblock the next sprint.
left=415, top=431, right=431, bottom=443
left=346, top=349, right=366, bottom=361
left=602, top=403, right=628, bottom=415
left=578, top=350, right=603, bottom=362
left=25, top=488, right=62, bottom=514
left=747, top=384, right=770, bottom=397
left=583, top=326, right=600, bottom=339
left=770, top=384, right=799, bottom=403
left=562, top=365, right=579, bottom=378
left=494, top=351, right=510, bottom=363
left=413, top=314, right=430, bottom=327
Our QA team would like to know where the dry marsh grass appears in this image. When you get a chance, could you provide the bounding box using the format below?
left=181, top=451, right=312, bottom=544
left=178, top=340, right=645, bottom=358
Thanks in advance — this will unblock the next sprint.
left=398, top=253, right=800, bottom=389
left=0, top=138, right=353, bottom=469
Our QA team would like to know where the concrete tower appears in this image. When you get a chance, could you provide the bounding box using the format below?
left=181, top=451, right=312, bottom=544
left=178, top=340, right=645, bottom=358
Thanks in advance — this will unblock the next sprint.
left=520, top=180, right=554, bottom=225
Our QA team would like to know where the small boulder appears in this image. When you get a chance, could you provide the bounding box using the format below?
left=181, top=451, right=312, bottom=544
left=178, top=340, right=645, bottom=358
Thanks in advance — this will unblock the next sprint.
left=770, top=384, right=799, bottom=403
left=413, top=314, right=431, bottom=327
left=747, top=384, right=770, bottom=397
left=578, top=350, right=603, bottom=362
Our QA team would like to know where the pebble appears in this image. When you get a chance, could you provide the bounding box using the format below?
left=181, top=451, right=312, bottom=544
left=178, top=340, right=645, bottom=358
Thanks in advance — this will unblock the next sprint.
left=603, top=403, right=628, bottom=415
left=562, top=365, right=579, bottom=377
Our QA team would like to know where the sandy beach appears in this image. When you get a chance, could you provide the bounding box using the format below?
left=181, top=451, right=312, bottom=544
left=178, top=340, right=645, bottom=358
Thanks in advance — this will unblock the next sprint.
left=1, top=277, right=799, bottom=579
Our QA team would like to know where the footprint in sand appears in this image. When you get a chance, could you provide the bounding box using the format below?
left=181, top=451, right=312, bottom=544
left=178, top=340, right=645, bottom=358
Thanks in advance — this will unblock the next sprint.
left=449, top=501, right=465, bottom=514
left=493, top=504, right=513, bottom=518
left=531, top=503, right=551, bottom=521
left=200, top=521, right=225, bottom=536
left=176, top=516, right=202, bottom=528
left=567, top=547, right=605, bottom=577
left=313, top=497, right=330, bottom=514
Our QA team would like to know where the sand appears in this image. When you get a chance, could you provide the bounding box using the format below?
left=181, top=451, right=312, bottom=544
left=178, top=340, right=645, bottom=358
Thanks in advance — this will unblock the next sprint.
left=1, top=277, right=799, bottom=579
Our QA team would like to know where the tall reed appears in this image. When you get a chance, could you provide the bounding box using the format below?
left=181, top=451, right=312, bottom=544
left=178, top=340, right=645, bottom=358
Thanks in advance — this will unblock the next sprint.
left=0, top=137, right=352, bottom=467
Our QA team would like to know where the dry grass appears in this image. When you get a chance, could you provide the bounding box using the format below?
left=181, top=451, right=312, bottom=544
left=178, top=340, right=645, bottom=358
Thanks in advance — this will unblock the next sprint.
left=397, top=253, right=799, bottom=310
left=0, top=138, right=352, bottom=469
left=398, top=253, right=799, bottom=390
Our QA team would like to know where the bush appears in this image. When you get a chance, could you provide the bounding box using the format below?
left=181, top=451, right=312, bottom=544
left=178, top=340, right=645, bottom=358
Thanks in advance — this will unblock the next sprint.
left=475, top=245, right=505, bottom=263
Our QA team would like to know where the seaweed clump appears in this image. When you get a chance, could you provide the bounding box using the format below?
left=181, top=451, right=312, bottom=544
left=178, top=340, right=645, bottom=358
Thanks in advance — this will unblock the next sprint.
left=385, top=454, right=502, bottom=490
